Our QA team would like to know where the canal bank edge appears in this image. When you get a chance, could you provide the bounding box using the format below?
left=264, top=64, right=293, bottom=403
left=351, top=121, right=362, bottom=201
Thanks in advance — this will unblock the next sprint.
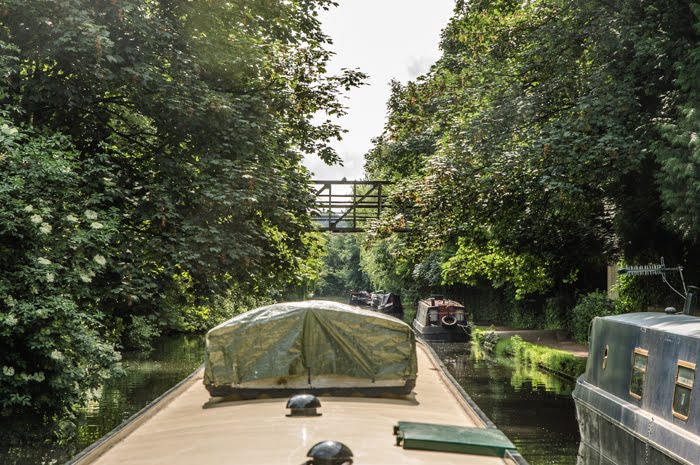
left=473, top=327, right=588, bottom=380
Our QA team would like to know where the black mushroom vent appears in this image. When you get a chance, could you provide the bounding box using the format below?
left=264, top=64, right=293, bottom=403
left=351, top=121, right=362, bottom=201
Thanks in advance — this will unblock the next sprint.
left=286, top=394, right=322, bottom=417
left=304, top=440, right=353, bottom=465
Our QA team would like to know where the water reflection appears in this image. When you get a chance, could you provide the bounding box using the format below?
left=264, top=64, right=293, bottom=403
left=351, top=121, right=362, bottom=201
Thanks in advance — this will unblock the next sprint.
left=0, top=334, right=204, bottom=465
left=434, top=341, right=580, bottom=465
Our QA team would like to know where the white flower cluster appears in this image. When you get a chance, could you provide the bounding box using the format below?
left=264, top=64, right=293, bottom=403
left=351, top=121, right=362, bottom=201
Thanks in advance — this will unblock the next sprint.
left=80, top=269, right=96, bottom=283
left=2, top=366, right=15, bottom=377
left=93, top=254, right=107, bottom=266
left=37, top=257, right=52, bottom=266
left=85, top=210, right=98, bottom=220
left=28, top=209, right=54, bottom=234
left=50, top=350, right=64, bottom=361
left=0, top=123, right=18, bottom=135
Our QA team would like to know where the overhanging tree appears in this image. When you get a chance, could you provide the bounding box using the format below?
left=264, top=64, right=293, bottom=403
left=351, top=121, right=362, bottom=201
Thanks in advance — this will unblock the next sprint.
left=0, top=0, right=364, bottom=413
left=365, top=0, right=700, bottom=316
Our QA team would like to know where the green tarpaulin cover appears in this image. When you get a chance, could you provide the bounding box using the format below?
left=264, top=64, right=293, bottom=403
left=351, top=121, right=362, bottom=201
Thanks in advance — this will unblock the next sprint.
left=204, top=300, right=417, bottom=398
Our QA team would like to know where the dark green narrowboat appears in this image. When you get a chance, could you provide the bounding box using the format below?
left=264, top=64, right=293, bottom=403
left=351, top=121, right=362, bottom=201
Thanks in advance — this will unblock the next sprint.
left=573, top=312, right=700, bottom=465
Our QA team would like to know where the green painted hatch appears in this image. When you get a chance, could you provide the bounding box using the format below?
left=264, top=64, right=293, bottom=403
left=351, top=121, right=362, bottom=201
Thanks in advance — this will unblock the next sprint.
left=394, top=421, right=516, bottom=457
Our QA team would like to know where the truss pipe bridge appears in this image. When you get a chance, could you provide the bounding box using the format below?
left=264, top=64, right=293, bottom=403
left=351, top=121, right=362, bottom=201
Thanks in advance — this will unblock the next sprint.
left=311, top=180, right=392, bottom=233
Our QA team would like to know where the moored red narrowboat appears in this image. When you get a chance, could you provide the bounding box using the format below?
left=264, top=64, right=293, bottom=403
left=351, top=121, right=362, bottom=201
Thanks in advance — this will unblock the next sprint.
left=413, top=296, right=471, bottom=342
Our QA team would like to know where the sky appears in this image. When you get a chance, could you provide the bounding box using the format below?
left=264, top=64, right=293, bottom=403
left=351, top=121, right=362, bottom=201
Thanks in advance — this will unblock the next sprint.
left=302, top=0, right=456, bottom=181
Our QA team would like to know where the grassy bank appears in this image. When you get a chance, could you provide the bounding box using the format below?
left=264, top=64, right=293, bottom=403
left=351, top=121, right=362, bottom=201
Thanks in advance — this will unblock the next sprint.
left=473, top=328, right=587, bottom=380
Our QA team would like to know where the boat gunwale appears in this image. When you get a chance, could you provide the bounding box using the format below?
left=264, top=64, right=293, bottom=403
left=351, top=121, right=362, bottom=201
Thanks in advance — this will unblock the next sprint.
left=65, top=364, right=205, bottom=465
left=417, top=337, right=529, bottom=465
left=412, top=319, right=471, bottom=342
left=573, top=377, right=697, bottom=465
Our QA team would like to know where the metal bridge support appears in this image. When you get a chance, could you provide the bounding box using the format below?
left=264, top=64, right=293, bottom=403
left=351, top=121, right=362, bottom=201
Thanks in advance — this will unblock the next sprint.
left=311, top=180, right=392, bottom=232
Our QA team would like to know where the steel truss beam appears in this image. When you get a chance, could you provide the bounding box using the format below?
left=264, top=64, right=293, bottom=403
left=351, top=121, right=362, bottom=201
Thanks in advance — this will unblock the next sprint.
left=310, top=180, right=392, bottom=232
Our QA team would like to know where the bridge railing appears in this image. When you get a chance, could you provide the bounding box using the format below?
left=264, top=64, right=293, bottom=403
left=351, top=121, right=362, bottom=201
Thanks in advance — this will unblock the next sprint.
left=310, top=180, right=392, bottom=232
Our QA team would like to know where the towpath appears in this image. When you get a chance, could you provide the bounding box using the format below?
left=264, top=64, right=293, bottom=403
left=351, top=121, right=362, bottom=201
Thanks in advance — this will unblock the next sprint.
left=481, top=327, right=589, bottom=358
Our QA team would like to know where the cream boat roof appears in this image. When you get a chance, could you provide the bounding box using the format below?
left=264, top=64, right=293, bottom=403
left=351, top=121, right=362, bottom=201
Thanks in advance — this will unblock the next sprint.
left=74, top=342, right=521, bottom=465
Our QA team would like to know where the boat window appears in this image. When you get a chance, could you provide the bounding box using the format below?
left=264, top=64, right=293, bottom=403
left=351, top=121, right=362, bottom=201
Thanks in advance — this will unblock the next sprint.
left=428, top=309, right=438, bottom=325
left=602, top=345, right=609, bottom=370
left=629, top=348, right=648, bottom=400
left=455, top=309, right=465, bottom=323
left=673, top=360, right=695, bottom=421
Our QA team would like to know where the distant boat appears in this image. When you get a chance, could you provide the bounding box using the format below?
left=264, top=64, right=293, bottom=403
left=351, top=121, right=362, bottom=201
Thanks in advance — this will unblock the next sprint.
left=69, top=300, right=526, bottom=465
left=369, top=289, right=386, bottom=308
left=413, top=296, right=471, bottom=342
left=375, top=292, right=404, bottom=318
left=573, top=312, right=700, bottom=465
left=348, top=290, right=370, bottom=306
left=352, top=290, right=404, bottom=318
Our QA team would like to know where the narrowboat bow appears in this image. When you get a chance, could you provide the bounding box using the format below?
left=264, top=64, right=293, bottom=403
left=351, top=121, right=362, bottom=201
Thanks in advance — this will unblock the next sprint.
left=69, top=301, right=525, bottom=465
left=413, top=296, right=471, bottom=342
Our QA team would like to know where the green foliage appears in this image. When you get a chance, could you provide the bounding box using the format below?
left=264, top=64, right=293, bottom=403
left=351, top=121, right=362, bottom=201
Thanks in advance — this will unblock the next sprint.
left=0, top=0, right=363, bottom=308
left=442, top=238, right=552, bottom=299
left=543, top=298, right=565, bottom=330
left=365, top=80, right=438, bottom=181
left=123, top=316, right=162, bottom=351
left=315, top=233, right=370, bottom=296
left=498, top=335, right=524, bottom=358
left=614, top=272, right=688, bottom=313
left=483, top=333, right=586, bottom=380
left=412, top=250, right=447, bottom=288
left=0, top=116, right=121, bottom=414
left=507, top=304, right=541, bottom=330
left=195, top=290, right=275, bottom=329
left=360, top=235, right=428, bottom=302
left=0, top=0, right=363, bottom=414
left=656, top=5, right=700, bottom=242
left=364, top=0, right=700, bottom=325
left=569, top=292, right=621, bottom=344
left=128, top=269, right=271, bottom=350
left=473, top=326, right=499, bottom=352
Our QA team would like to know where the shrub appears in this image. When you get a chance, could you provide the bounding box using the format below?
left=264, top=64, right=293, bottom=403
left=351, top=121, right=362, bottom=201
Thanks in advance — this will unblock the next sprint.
left=615, top=273, right=685, bottom=312
left=543, top=298, right=564, bottom=330
left=570, top=291, right=620, bottom=344
left=124, top=316, right=162, bottom=351
left=0, top=118, right=121, bottom=414
left=484, top=334, right=586, bottom=379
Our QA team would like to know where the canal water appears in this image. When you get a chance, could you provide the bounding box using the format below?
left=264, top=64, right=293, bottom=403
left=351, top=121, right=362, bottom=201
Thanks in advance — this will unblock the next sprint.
left=434, top=342, right=580, bottom=465
left=0, top=334, right=205, bottom=465
left=0, top=335, right=579, bottom=465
